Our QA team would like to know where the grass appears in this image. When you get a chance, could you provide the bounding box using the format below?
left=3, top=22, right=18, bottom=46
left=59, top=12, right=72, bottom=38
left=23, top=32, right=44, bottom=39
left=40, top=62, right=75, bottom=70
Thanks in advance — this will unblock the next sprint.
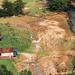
left=38, top=50, right=49, bottom=58
left=0, top=17, right=12, bottom=24
left=59, top=38, right=75, bottom=50
left=0, top=24, right=33, bottom=53
left=72, top=56, right=75, bottom=67
left=23, top=0, right=46, bottom=14
left=0, top=59, right=17, bottom=74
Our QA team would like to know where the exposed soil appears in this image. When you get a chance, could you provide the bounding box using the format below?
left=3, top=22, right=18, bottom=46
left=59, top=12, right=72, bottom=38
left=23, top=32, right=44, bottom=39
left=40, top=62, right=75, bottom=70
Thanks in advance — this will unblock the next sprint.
left=37, top=50, right=75, bottom=75
left=15, top=50, right=75, bottom=75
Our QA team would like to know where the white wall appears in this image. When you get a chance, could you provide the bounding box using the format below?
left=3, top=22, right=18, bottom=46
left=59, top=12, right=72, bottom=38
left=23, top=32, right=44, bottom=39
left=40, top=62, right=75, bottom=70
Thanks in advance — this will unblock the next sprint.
left=1, top=52, right=14, bottom=57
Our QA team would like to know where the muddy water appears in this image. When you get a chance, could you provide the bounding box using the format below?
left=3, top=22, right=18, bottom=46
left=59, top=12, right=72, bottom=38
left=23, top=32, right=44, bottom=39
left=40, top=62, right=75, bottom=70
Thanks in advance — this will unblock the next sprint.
left=68, top=9, right=75, bottom=33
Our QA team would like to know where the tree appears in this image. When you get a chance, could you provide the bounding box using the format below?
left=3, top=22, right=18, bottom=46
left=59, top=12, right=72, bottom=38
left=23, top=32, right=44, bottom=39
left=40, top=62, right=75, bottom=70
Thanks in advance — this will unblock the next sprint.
left=20, top=69, right=32, bottom=75
left=47, top=0, right=71, bottom=11
left=2, top=0, right=15, bottom=16
left=14, top=0, right=25, bottom=15
left=0, top=0, right=25, bottom=17
left=0, top=64, right=13, bottom=75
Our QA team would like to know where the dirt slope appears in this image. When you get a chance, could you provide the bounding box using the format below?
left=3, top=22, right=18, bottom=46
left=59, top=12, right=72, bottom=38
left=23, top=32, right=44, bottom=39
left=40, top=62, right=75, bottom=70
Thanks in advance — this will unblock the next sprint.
left=4, top=13, right=74, bottom=51
left=1, top=13, right=75, bottom=75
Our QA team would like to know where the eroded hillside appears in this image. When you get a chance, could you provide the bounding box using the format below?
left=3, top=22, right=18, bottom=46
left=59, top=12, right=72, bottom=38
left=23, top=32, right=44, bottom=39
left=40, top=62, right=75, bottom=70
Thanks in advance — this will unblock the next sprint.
left=0, top=0, right=75, bottom=75
left=1, top=12, right=74, bottom=51
left=2, top=12, right=74, bottom=75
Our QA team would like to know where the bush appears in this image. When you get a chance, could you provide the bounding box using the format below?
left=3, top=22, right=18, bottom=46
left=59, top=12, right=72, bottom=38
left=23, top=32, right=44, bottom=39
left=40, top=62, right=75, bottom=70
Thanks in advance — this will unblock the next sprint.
left=0, top=64, right=13, bottom=75
left=2, top=0, right=15, bottom=16
left=20, top=69, right=32, bottom=75
left=14, top=0, right=25, bottom=15
left=48, top=0, right=71, bottom=11
left=0, top=0, right=25, bottom=17
left=0, top=9, right=6, bottom=17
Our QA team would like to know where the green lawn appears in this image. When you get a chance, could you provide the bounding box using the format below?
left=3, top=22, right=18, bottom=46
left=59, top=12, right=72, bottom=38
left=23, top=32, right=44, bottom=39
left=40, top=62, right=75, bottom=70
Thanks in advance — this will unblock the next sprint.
left=0, top=24, right=33, bottom=53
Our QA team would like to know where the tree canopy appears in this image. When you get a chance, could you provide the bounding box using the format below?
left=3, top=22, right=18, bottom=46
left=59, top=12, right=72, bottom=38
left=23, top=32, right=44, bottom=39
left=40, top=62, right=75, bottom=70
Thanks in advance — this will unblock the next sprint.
left=14, top=0, right=25, bottom=15
left=47, top=0, right=71, bottom=11
left=0, top=65, right=13, bottom=75
left=2, top=0, right=15, bottom=16
left=0, top=0, right=25, bottom=17
left=0, top=65, right=32, bottom=75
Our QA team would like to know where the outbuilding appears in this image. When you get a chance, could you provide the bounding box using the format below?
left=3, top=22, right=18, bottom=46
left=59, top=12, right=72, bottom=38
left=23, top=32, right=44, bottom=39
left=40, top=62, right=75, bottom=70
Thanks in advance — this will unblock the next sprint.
left=0, top=48, right=18, bottom=58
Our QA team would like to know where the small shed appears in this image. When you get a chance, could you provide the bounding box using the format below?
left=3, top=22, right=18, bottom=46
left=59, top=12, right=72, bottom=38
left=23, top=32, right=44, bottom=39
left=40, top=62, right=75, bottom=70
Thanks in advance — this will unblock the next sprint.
left=0, top=48, right=18, bottom=58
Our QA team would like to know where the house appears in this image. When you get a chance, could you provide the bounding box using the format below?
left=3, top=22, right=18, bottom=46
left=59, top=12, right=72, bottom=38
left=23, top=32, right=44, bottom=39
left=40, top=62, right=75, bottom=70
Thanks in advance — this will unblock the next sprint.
left=0, top=48, right=18, bottom=58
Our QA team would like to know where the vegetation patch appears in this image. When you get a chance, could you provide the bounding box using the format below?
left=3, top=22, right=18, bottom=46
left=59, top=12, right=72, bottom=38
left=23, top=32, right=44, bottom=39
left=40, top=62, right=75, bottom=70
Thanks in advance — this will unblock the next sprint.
left=59, top=38, right=75, bottom=50
left=38, top=50, right=49, bottom=58
left=0, top=59, right=17, bottom=74
left=0, top=24, right=33, bottom=53
left=47, top=0, right=71, bottom=11
left=0, top=0, right=49, bottom=15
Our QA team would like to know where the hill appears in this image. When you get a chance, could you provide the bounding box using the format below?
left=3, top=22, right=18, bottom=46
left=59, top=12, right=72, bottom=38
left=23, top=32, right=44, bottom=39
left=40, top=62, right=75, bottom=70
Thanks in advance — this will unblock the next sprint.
left=0, top=0, right=75, bottom=75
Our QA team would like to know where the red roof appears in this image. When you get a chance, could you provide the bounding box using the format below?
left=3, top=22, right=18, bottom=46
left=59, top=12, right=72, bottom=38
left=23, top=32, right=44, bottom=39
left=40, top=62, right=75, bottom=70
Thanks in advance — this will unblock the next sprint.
left=0, top=48, right=13, bottom=53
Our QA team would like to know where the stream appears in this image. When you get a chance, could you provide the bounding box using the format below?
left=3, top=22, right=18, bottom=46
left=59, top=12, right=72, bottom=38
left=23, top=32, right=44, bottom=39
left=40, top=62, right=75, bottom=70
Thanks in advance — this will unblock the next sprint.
left=68, top=9, right=75, bottom=33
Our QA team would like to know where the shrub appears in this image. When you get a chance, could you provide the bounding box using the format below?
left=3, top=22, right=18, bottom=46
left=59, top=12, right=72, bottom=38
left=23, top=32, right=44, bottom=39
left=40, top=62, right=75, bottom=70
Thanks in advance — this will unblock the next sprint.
left=20, top=69, right=32, bottom=75
left=0, top=64, right=13, bottom=75
left=14, top=0, right=25, bottom=15
left=2, top=0, right=15, bottom=16
left=0, top=9, right=6, bottom=17
left=47, top=0, right=71, bottom=11
left=0, top=0, right=25, bottom=17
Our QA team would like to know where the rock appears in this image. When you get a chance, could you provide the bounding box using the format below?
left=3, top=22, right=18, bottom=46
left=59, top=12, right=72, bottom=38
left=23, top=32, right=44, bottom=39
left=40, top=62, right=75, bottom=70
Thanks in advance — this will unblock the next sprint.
left=24, top=7, right=29, bottom=10
left=12, top=15, right=16, bottom=18
left=35, top=45, right=40, bottom=49
left=32, top=38, right=41, bottom=43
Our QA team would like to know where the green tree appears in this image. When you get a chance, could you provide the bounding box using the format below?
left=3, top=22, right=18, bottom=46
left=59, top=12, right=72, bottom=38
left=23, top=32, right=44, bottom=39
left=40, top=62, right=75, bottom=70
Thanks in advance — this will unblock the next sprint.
left=47, top=0, right=71, bottom=11
left=0, top=64, right=13, bottom=75
left=20, top=69, right=32, bottom=75
left=2, top=0, right=15, bottom=16
left=14, top=0, right=25, bottom=15
left=0, top=0, right=25, bottom=17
